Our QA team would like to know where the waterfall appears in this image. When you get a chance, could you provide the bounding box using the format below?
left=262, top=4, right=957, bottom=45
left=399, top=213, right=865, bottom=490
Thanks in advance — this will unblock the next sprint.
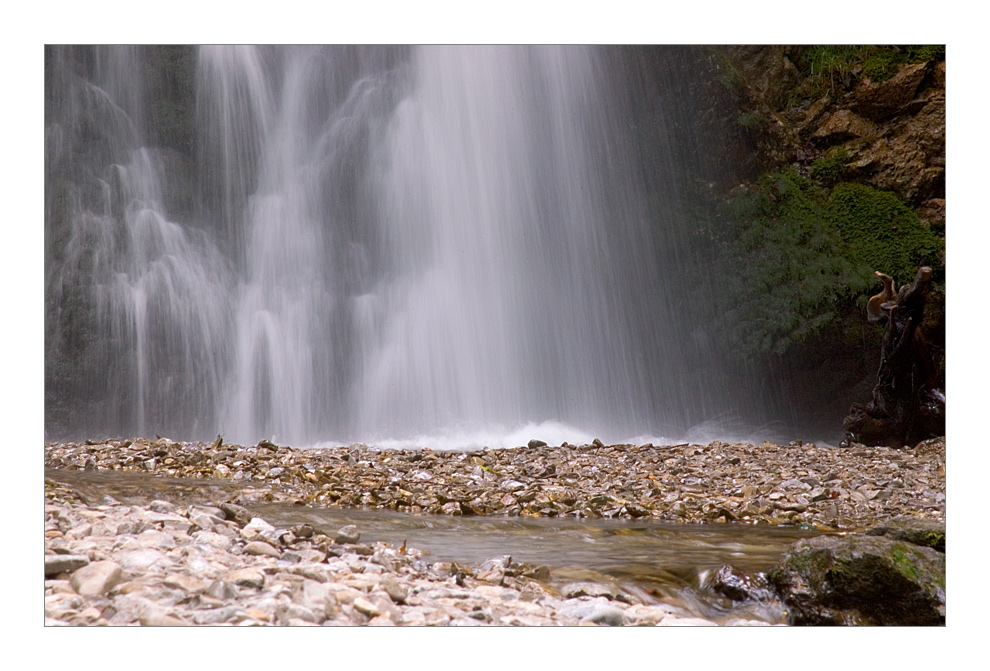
left=45, top=45, right=760, bottom=447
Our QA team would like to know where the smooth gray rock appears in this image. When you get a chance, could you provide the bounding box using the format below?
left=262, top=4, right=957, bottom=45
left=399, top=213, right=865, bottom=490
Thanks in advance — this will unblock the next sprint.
left=118, top=548, right=173, bottom=573
left=560, top=581, right=620, bottom=600
left=219, top=502, right=253, bottom=527
left=45, top=554, right=90, bottom=577
left=335, top=525, right=361, bottom=545
left=70, top=560, right=124, bottom=597
left=559, top=598, right=629, bottom=626
left=381, top=575, right=409, bottom=604
left=243, top=540, right=281, bottom=558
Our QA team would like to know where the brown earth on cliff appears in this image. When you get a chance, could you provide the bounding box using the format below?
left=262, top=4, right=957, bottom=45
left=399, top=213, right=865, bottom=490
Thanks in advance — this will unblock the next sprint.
left=712, top=46, right=944, bottom=226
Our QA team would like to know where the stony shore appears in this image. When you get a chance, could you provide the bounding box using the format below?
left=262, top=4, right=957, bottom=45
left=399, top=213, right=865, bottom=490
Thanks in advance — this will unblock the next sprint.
left=45, top=487, right=738, bottom=627
left=46, top=436, right=945, bottom=530
left=44, top=437, right=945, bottom=626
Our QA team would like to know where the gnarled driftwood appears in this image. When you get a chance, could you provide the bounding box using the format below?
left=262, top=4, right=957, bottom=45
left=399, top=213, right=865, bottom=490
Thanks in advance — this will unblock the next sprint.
left=842, top=266, right=944, bottom=448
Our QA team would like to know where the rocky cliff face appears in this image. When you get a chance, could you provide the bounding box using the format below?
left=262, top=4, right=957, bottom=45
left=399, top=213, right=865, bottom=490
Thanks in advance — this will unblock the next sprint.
left=684, top=47, right=946, bottom=439
left=713, top=46, right=945, bottom=230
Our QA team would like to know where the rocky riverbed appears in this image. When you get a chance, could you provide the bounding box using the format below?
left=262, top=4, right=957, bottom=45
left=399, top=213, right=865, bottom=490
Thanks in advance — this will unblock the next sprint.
left=45, top=483, right=762, bottom=626
left=46, top=436, right=945, bottom=530
left=44, top=437, right=945, bottom=626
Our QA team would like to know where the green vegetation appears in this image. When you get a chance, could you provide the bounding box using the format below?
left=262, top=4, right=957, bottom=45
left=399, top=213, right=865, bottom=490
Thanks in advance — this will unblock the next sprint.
left=809, top=147, right=849, bottom=186
left=828, top=182, right=942, bottom=282
left=888, top=545, right=920, bottom=582
left=861, top=49, right=901, bottom=82
left=796, top=45, right=945, bottom=97
left=803, top=45, right=866, bottom=93
left=709, top=170, right=943, bottom=361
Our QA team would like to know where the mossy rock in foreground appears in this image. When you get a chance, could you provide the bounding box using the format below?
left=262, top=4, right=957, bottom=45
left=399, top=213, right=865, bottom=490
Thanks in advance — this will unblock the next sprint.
left=865, top=516, right=945, bottom=553
left=767, top=533, right=945, bottom=625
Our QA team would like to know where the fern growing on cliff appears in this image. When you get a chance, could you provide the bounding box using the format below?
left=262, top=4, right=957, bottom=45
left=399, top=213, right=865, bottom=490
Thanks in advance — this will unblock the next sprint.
left=709, top=171, right=943, bottom=362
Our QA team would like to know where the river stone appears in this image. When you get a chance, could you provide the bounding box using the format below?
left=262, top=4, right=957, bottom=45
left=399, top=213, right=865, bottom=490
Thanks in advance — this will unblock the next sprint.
left=722, top=618, right=773, bottom=626
left=278, top=602, right=321, bottom=624
left=190, top=504, right=225, bottom=520
left=767, top=534, right=945, bottom=625
left=206, top=579, right=238, bottom=600
left=188, top=510, right=216, bottom=531
left=45, top=554, right=90, bottom=576
left=624, top=603, right=677, bottom=625
left=335, top=524, right=361, bottom=544
left=148, top=500, right=176, bottom=514
left=140, top=611, right=189, bottom=626
left=118, top=548, right=174, bottom=573
left=866, top=516, right=945, bottom=552
left=241, top=517, right=276, bottom=540
left=144, top=512, right=193, bottom=533
left=135, top=529, right=177, bottom=549
left=163, top=573, right=208, bottom=593
left=109, top=592, right=160, bottom=624
left=352, top=596, right=382, bottom=618
left=440, top=501, right=464, bottom=515
left=298, top=579, right=335, bottom=615
left=219, top=502, right=253, bottom=527
left=193, top=529, right=234, bottom=551
left=381, top=575, right=409, bottom=604
left=244, top=540, right=281, bottom=558
left=560, top=581, right=620, bottom=600
left=70, top=560, right=124, bottom=597
left=287, top=563, right=334, bottom=583
left=193, top=605, right=247, bottom=625
left=559, top=598, right=629, bottom=626
left=223, top=567, right=266, bottom=589
left=702, top=565, right=773, bottom=602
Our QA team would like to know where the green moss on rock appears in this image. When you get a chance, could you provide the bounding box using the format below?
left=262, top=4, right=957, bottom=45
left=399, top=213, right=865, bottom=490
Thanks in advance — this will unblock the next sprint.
left=769, top=534, right=945, bottom=625
left=827, top=182, right=943, bottom=283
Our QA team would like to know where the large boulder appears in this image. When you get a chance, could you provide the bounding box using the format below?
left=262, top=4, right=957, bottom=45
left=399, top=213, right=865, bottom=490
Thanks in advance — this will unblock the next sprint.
left=767, top=533, right=945, bottom=625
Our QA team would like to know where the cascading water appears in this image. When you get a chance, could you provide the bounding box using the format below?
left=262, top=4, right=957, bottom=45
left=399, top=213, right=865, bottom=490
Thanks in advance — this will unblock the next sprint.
left=45, top=45, right=779, bottom=447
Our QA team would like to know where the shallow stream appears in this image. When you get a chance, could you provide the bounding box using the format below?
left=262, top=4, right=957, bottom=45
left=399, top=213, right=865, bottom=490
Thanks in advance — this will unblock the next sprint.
left=46, top=468, right=829, bottom=623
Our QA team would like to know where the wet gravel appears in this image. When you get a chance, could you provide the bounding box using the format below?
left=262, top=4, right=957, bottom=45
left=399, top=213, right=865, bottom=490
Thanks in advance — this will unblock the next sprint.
left=45, top=436, right=945, bottom=532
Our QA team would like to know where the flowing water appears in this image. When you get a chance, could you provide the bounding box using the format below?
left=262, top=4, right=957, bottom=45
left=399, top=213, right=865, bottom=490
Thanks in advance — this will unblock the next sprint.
left=46, top=45, right=806, bottom=447
left=47, top=467, right=822, bottom=623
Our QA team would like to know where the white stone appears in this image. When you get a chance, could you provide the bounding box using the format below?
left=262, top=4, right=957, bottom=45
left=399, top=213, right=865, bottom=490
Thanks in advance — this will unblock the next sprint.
left=70, top=560, right=124, bottom=597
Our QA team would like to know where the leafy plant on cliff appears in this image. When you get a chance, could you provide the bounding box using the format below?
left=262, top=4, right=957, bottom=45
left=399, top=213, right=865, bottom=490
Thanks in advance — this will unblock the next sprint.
left=710, top=171, right=943, bottom=362
left=714, top=171, right=865, bottom=358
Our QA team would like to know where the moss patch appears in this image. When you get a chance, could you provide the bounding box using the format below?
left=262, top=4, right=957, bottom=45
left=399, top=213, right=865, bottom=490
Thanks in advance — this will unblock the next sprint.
left=709, top=171, right=943, bottom=362
left=889, top=545, right=920, bottom=582
left=828, top=182, right=943, bottom=283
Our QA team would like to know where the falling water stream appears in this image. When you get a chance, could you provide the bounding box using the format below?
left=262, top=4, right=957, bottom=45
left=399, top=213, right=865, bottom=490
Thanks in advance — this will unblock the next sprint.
left=45, top=45, right=790, bottom=447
